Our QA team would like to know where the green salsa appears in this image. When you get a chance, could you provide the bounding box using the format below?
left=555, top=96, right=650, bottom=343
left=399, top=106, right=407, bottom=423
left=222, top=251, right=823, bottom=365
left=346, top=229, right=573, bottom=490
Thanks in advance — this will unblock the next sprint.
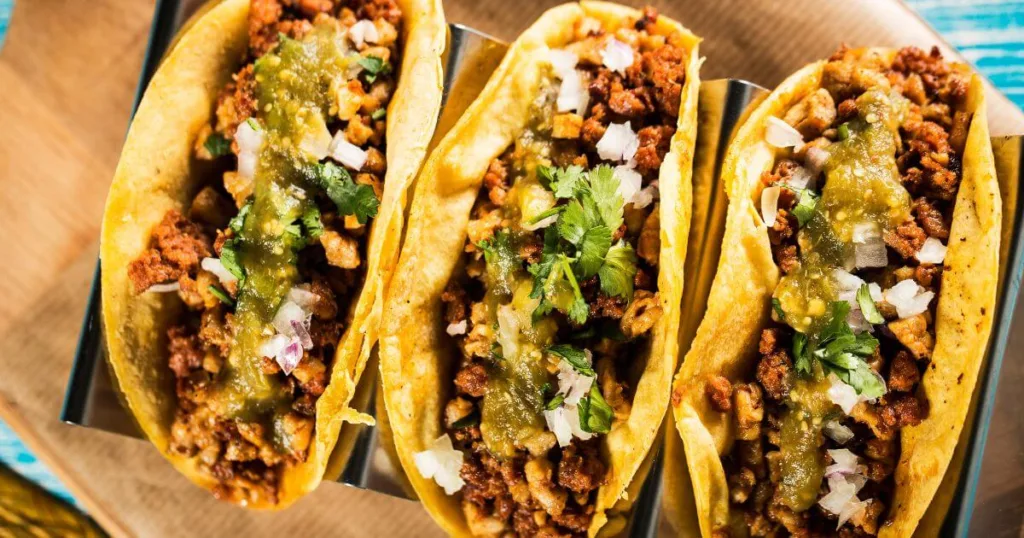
left=775, top=89, right=912, bottom=332
left=776, top=372, right=835, bottom=511
left=212, top=22, right=359, bottom=434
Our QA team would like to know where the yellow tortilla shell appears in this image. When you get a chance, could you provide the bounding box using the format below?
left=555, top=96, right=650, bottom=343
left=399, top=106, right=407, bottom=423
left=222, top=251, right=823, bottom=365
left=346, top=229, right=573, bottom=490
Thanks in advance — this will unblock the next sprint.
left=670, top=49, right=1000, bottom=537
left=378, top=2, right=699, bottom=536
left=99, top=0, right=446, bottom=509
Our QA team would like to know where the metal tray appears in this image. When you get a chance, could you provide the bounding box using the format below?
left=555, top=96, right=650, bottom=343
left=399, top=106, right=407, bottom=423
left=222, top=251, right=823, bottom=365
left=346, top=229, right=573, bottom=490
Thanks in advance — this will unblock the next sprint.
left=61, top=1, right=1024, bottom=535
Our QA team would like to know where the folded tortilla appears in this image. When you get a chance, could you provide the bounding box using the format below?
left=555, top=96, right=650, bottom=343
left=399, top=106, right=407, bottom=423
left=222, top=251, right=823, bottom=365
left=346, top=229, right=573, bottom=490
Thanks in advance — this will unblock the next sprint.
left=100, top=0, right=445, bottom=509
left=378, top=2, right=700, bottom=535
left=671, top=49, right=1000, bottom=537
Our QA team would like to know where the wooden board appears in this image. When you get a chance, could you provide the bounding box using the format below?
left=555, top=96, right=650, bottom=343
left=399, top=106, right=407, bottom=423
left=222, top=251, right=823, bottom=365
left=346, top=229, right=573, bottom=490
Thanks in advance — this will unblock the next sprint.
left=0, top=1, right=1021, bottom=536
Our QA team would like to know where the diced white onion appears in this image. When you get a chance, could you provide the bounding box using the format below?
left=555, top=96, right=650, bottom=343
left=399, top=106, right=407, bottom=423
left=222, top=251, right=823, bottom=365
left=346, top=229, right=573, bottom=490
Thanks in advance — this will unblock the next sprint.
left=600, top=37, right=634, bottom=74
left=496, top=304, right=521, bottom=361
left=348, top=20, right=379, bottom=48
left=805, top=146, right=829, bottom=174
left=235, top=119, right=264, bottom=181
left=833, top=268, right=865, bottom=292
left=556, top=69, right=589, bottom=115
left=884, top=279, right=935, bottom=319
left=761, top=186, right=781, bottom=227
left=825, top=449, right=860, bottom=477
left=823, top=420, right=855, bottom=444
left=614, top=165, right=642, bottom=206
left=632, top=185, right=657, bottom=209
left=548, top=49, right=579, bottom=77
left=446, top=320, right=467, bottom=336
left=276, top=337, right=304, bottom=375
left=916, top=237, right=947, bottom=264
left=827, top=374, right=864, bottom=414
left=765, top=116, right=804, bottom=148
left=413, top=434, right=465, bottom=495
left=543, top=404, right=593, bottom=448
left=838, top=499, right=870, bottom=530
left=596, top=122, right=639, bottom=163
left=287, top=287, right=319, bottom=310
left=851, top=222, right=879, bottom=244
left=556, top=351, right=595, bottom=406
left=258, top=333, right=290, bottom=360
left=291, top=319, right=314, bottom=350
left=201, top=257, right=237, bottom=285
left=853, top=234, right=888, bottom=269
left=785, top=166, right=814, bottom=190
left=845, top=307, right=871, bottom=334
left=820, top=473, right=870, bottom=529
left=272, top=300, right=305, bottom=335
left=329, top=131, right=368, bottom=171
left=146, top=281, right=180, bottom=293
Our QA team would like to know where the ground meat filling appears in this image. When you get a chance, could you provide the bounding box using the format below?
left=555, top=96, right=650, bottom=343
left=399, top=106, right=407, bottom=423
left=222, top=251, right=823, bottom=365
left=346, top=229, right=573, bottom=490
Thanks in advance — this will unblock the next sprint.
left=127, top=0, right=403, bottom=506
left=442, top=8, right=686, bottom=537
left=715, top=47, right=969, bottom=536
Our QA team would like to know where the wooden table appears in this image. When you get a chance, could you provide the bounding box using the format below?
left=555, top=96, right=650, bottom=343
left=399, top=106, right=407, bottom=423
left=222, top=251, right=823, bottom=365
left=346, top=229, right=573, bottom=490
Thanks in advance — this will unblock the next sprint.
left=1, top=1, right=1022, bottom=536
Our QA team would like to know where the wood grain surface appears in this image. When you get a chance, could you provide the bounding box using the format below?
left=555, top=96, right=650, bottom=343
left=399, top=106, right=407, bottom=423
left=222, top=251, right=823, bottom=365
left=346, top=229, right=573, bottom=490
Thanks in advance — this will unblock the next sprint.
left=0, top=1, right=1021, bottom=537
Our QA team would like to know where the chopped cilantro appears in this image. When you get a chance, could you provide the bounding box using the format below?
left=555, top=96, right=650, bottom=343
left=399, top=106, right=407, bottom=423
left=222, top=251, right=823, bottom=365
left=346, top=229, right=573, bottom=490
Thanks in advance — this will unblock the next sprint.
left=358, top=56, right=392, bottom=83
left=588, top=165, right=624, bottom=231
left=219, top=238, right=245, bottom=282
left=792, top=301, right=885, bottom=397
left=203, top=133, right=232, bottom=158
left=838, top=123, right=850, bottom=141
left=547, top=344, right=595, bottom=376
left=577, top=384, right=613, bottom=434
left=489, top=341, right=504, bottom=361
left=451, top=411, right=480, bottom=429
left=208, top=285, right=235, bottom=307
left=548, top=165, right=586, bottom=199
left=577, top=226, right=612, bottom=278
left=857, top=284, right=884, bottom=324
left=306, top=161, right=379, bottom=224
left=302, top=204, right=324, bottom=241
left=561, top=257, right=589, bottom=324
left=792, top=189, right=818, bottom=227
left=228, top=200, right=252, bottom=234
left=526, top=205, right=565, bottom=226
left=536, top=165, right=556, bottom=189
left=772, top=298, right=786, bottom=321
left=371, top=108, right=386, bottom=121
left=598, top=241, right=637, bottom=300
left=545, top=393, right=566, bottom=411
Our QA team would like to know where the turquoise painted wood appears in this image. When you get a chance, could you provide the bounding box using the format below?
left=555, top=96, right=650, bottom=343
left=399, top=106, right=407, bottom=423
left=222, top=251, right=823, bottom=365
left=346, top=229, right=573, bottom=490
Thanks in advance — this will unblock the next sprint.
left=0, top=0, right=1021, bottom=516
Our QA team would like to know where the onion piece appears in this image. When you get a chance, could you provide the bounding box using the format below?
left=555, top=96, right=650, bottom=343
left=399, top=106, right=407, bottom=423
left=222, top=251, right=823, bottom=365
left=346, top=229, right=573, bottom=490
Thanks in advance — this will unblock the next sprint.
left=201, top=257, right=237, bottom=285
left=273, top=300, right=308, bottom=336
left=805, top=146, right=829, bottom=174
left=825, top=449, right=859, bottom=477
left=837, top=499, right=869, bottom=530
left=766, top=116, right=804, bottom=148
left=413, top=434, right=465, bottom=495
left=544, top=406, right=574, bottom=447
left=146, top=281, right=180, bottom=293
left=291, top=320, right=314, bottom=350
left=785, top=166, right=814, bottom=190
left=348, top=20, right=379, bottom=48
left=883, top=279, right=935, bottom=318
left=632, top=185, right=657, bottom=210
left=833, top=268, right=865, bottom=292
left=548, top=49, right=579, bottom=77
left=329, top=131, right=368, bottom=171
left=600, top=37, right=634, bottom=74
left=761, top=186, right=781, bottom=227
left=823, top=420, right=855, bottom=444
left=851, top=224, right=887, bottom=269
left=827, top=374, right=864, bottom=414
left=446, top=320, right=467, bottom=336
left=614, top=165, right=642, bottom=205
left=556, top=352, right=595, bottom=406
left=287, top=287, right=319, bottom=310
left=556, top=69, right=589, bottom=114
left=235, top=119, right=264, bottom=181
left=596, top=122, right=639, bottom=162
left=916, top=237, right=947, bottom=264
left=276, top=338, right=304, bottom=375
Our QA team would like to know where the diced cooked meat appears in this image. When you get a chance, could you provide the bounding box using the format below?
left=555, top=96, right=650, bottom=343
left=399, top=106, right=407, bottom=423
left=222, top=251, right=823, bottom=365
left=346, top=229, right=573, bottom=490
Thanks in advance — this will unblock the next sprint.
left=783, top=88, right=836, bottom=139
left=879, top=393, right=927, bottom=431
left=128, top=211, right=212, bottom=293
left=634, top=125, right=675, bottom=175
left=888, top=313, right=934, bottom=359
left=483, top=156, right=510, bottom=206
left=705, top=375, right=733, bottom=413
left=733, top=383, right=763, bottom=441
left=883, top=219, right=927, bottom=258
left=168, top=326, right=204, bottom=378
left=441, top=280, right=469, bottom=324
left=912, top=197, right=950, bottom=240
left=888, top=351, right=921, bottom=392
left=454, top=362, right=488, bottom=398
left=557, top=442, right=606, bottom=495
left=619, top=290, right=662, bottom=339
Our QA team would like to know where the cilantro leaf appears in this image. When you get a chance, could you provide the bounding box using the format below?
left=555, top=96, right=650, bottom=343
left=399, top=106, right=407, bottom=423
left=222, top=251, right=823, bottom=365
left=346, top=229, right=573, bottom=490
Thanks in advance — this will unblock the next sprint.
left=302, top=204, right=324, bottom=241
left=551, top=165, right=586, bottom=199
left=307, top=161, right=379, bottom=224
left=547, top=344, right=595, bottom=376
left=545, top=393, right=566, bottom=411
left=219, top=238, right=245, bottom=282
left=792, top=332, right=811, bottom=374
left=561, top=257, right=589, bottom=324
left=358, top=56, right=392, bottom=83
left=588, top=165, right=623, bottom=231
left=577, top=384, right=613, bottom=434
left=527, top=205, right=565, bottom=226
left=797, top=301, right=884, bottom=397
left=557, top=200, right=593, bottom=245
left=536, top=165, right=556, bottom=190
left=228, top=200, right=252, bottom=234
left=598, top=241, right=637, bottom=300
left=371, top=108, right=386, bottom=121
left=772, top=298, right=786, bottom=321
left=208, top=285, right=235, bottom=307
left=857, top=284, right=884, bottom=324
left=203, top=133, right=232, bottom=157
left=792, top=189, right=819, bottom=227
left=577, top=225, right=612, bottom=278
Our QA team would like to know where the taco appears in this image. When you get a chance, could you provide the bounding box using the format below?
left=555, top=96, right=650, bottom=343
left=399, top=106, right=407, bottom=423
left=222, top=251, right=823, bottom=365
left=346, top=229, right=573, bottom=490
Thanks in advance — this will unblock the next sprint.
left=100, top=0, right=445, bottom=508
left=671, top=46, right=1000, bottom=537
left=378, top=3, right=699, bottom=536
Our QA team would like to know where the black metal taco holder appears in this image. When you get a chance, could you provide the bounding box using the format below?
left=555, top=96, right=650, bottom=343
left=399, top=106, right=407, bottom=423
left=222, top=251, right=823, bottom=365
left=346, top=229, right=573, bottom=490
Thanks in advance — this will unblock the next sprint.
left=61, top=1, right=1024, bottom=535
